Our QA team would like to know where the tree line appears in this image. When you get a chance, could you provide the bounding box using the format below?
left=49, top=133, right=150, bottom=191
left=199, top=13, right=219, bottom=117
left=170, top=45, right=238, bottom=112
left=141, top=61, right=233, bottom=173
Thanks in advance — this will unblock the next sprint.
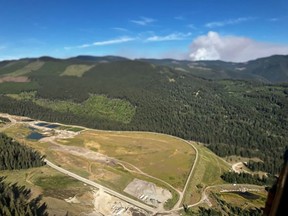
left=0, top=133, right=47, bottom=215
left=0, top=177, right=48, bottom=216
left=0, top=133, right=46, bottom=170
left=221, top=171, right=274, bottom=186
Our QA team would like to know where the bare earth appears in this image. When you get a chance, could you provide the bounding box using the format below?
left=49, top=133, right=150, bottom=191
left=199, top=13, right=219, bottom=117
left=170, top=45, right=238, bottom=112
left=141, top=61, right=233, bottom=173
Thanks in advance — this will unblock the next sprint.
left=0, top=76, right=30, bottom=83
left=88, top=189, right=149, bottom=216
left=124, top=178, right=172, bottom=209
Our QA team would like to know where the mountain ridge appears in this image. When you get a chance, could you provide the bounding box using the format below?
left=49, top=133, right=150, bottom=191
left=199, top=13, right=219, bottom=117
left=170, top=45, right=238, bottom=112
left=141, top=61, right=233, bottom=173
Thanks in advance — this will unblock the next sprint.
left=1, top=54, right=287, bottom=83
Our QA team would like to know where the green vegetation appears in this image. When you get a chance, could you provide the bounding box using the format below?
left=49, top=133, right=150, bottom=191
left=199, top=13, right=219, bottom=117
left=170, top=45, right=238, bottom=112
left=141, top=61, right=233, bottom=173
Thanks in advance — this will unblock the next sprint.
left=0, top=166, right=93, bottom=216
left=182, top=205, right=221, bottom=216
left=183, top=143, right=230, bottom=204
left=0, top=176, right=48, bottom=216
left=66, top=127, right=84, bottom=132
left=7, top=92, right=136, bottom=124
left=34, top=94, right=136, bottom=123
left=0, top=133, right=45, bottom=170
left=0, top=133, right=48, bottom=215
left=141, top=55, right=288, bottom=83
left=214, top=194, right=262, bottom=216
left=6, top=61, right=44, bottom=77
left=58, top=126, right=84, bottom=132
left=221, top=171, right=274, bottom=186
left=164, top=190, right=180, bottom=210
left=0, top=60, right=30, bottom=76
left=34, top=174, right=90, bottom=200
left=29, top=60, right=73, bottom=76
left=65, top=130, right=195, bottom=189
left=0, top=82, right=39, bottom=94
left=35, top=175, right=80, bottom=190
left=183, top=194, right=263, bottom=216
left=60, top=64, right=94, bottom=77
left=0, top=57, right=287, bottom=177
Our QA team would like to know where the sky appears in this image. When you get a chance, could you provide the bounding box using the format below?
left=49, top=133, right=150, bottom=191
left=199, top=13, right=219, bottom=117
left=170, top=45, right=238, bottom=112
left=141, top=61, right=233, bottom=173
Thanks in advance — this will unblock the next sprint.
left=1, top=0, right=288, bottom=62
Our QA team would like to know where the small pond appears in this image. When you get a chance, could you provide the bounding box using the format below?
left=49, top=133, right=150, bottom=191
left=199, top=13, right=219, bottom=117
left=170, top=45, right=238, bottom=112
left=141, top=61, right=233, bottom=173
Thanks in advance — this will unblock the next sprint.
left=35, top=122, right=59, bottom=128
left=27, top=132, right=46, bottom=140
left=46, top=124, right=60, bottom=129
left=230, top=191, right=260, bottom=200
left=36, top=122, right=49, bottom=127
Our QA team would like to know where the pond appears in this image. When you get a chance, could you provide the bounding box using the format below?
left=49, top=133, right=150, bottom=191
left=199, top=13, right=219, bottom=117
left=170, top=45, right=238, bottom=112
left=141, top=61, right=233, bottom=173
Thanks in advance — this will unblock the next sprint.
left=27, top=132, right=46, bottom=140
left=35, top=122, right=59, bottom=128
left=36, top=122, right=49, bottom=127
left=46, top=124, right=60, bottom=128
left=231, top=191, right=260, bottom=200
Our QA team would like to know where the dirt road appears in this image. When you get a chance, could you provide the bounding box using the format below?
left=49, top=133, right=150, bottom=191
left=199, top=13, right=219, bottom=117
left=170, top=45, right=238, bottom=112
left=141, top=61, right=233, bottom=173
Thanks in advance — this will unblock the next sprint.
left=44, top=159, right=156, bottom=214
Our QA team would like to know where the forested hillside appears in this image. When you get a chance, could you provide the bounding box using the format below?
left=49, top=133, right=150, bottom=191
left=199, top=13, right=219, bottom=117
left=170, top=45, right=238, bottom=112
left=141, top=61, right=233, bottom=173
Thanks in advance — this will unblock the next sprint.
left=0, top=177, right=48, bottom=216
left=139, top=55, right=288, bottom=83
left=0, top=56, right=287, bottom=175
left=0, top=133, right=47, bottom=215
left=0, top=133, right=45, bottom=170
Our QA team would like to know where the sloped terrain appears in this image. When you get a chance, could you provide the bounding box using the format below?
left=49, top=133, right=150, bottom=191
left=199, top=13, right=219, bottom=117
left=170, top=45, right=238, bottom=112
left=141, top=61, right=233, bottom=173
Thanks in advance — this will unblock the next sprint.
left=0, top=55, right=287, bottom=177
left=139, top=55, right=288, bottom=83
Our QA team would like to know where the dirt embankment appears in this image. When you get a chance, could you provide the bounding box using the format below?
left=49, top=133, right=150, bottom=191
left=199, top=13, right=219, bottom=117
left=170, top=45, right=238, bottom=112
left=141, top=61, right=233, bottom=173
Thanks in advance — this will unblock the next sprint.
left=0, top=76, right=30, bottom=83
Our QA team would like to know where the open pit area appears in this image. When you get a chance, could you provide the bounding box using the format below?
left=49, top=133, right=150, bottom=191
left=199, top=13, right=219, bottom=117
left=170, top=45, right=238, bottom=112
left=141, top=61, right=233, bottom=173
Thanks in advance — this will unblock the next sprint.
left=124, top=178, right=172, bottom=208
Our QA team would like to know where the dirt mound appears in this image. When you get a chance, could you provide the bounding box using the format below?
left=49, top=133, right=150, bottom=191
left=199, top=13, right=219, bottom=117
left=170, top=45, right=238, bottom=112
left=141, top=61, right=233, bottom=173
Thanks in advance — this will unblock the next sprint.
left=124, top=178, right=172, bottom=208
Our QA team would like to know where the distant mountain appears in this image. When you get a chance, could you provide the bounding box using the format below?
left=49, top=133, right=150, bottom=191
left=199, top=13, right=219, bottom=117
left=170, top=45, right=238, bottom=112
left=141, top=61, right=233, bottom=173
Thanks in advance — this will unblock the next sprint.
left=139, top=55, right=288, bottom=83
left=1, top=54, right=287, bottom=83
left=243, top=55, right=288, bottom=83
left=68, top=55, right=129, bottom=62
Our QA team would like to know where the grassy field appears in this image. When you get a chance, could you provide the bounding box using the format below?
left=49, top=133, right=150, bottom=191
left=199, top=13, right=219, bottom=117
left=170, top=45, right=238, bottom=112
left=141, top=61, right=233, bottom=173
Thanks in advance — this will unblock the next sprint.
left=60, top=130, right=196, bottom=190
left=183, top=142, right=231, bottom=205
left=0, top=166, right=93, bottom=216
left=43, top=145, right=181, bottom=210
left=2, top=121, right=193, bottom=209
left=58, top=126, right=84, bottom=132
left=60, top=64, right=94, bottom=77
left=218, top=190, right=267, bottom=209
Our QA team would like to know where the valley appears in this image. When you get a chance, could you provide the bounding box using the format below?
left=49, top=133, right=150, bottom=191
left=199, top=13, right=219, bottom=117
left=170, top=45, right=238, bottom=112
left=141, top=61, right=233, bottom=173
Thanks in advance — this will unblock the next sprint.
left=0, top=112, right=268, bottom=215
left=0, top=55, right=287, bottom=215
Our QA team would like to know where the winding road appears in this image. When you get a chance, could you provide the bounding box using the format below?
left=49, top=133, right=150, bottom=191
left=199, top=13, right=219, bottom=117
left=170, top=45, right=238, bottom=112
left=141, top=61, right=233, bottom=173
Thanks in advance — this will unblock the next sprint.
left=44, top=159, right=156, bottom=214
left=0, top=113, right=200, bottom=214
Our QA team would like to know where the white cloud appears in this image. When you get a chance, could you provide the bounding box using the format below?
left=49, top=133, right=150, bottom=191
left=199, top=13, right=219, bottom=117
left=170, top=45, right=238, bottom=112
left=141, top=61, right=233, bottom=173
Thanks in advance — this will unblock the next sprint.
left=189, top=31, right=288, bottom=62
left=205, top=17, right=254, bottom=28
left=146, top=32, right=192, bottom=42
left=130, top=17, right=156, bottom=26
left=64, top=37, right=135, bottom=50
